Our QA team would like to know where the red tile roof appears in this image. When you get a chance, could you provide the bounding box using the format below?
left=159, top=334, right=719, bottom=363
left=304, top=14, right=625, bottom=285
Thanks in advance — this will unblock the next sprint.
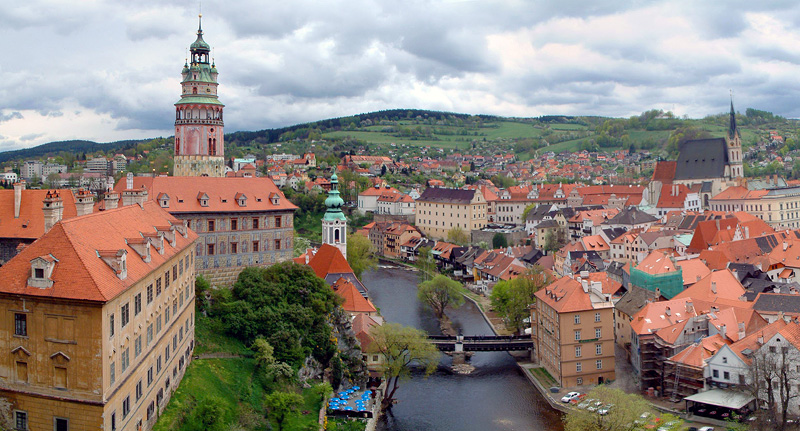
left=0, top=188, right=79, bottom=239
left=332, top=277, right=376, bottom=314
left=113, top=176, right=297, bottom=213
left=0, top=201, right=197, bottom=302
left=307, top=244, right=355, bottom=279
left=535, top=277, right=593, bottom=313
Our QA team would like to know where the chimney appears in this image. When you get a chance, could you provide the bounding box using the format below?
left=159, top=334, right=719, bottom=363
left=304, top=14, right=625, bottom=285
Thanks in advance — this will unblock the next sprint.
left=74, top=188, right=94, bottom=216
left=711, top=281, right=717, bottom=294
left=126, top=172, right=134, bottom=190
left=665, top=306, right=671, bottom=316
left=738, top=322, right=746, bottom=340
left=784, top=241, right=789, bottom=252
left=42, top=190, right=64, bottom=233
left=757, top=334, right=764, bottom=345
left=744, top=226, right=750, bottom=239
left=720, top=324, right=727, bottom=340
left=581, top=279, right=589, bottom=293
left=685, top=301, right=693, bottom=314
left=104, top=189, right=119, bottom=210
left=13, top=181, right=25, bottom=218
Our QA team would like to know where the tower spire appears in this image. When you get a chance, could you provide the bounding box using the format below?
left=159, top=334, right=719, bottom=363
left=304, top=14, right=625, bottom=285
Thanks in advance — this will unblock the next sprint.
left=729, top=90, right=737, bottom=139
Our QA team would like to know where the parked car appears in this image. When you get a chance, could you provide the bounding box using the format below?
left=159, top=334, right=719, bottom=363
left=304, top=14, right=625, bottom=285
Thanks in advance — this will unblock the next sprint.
left=657, top=421, right=680, bottom=431
left=697, top=427, right=714, bottom=431
left=598, top=404, right=614, bottom=415
left=577, top=398, right=596, bottom=409
left=561, top=392, right=581, bottom=403
left=587, top=401, right=603, bottom=412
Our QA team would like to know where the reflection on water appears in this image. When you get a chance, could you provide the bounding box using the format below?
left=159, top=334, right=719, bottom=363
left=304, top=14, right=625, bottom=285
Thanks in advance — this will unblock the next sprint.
left=362, top=267, right=564, bottom=431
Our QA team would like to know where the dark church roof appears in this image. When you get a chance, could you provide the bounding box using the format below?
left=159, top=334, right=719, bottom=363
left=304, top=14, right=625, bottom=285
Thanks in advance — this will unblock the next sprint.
left=674, top=138, right=729, bottom=181
left=417, top=187, right=476, bottom=204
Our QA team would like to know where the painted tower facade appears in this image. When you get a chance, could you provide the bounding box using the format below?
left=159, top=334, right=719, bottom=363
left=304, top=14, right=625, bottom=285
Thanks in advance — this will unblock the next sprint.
left=726, top=99, right=744, bottom=180
left=322, top=172, right=347, bottom=256
left=173, top=15, right=225, bottom=177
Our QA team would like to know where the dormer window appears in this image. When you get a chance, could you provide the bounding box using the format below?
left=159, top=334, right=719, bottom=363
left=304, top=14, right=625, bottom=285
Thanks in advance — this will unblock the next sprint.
left=157, top=193, right=170, bottom=208
left=270, top=193, right=280, bottom=205
left=235, top=193, right=247, bottom=207
left=197, top=192, right=210, bottom=207
left=29, top=254, right=57, bottom=288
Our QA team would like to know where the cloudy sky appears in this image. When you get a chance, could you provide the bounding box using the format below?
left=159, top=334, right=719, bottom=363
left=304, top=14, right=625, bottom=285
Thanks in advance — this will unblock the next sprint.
left=1, top=0, right=800, bottom=151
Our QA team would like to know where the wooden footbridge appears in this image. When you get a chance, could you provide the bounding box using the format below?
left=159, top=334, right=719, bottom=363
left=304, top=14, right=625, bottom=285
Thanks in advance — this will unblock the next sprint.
left=428, top=334, right=533, bottom=352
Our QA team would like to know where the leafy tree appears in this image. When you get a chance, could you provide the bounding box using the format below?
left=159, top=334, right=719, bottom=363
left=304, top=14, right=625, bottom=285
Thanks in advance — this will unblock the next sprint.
left=417, top=274, right=465, bottom=318
left=490, top=266, right=553, bottom=333
left=665, top=126, right=711, bottom=157
left=264, top=391, right=304, bottom=431
left=446, top=225, right=470, bottom=246
left=189, top=396, right=229, bottom=431
left=521, top=203, right=537, bottom=223
left=371, top=323, right=440, bottom=410
left=492, top=233, right=508, bottom=249
left=347, top=233, right=377, bottom=278
left=564, top=386, right=679, bottom=431
left=293, top=236, right=311, bottom=258
left=194, top=275, right=210, bottom=312
left=543, top=228, right=567, bottom=253
left=417, top=246, right=436, bottom=282
left=214, top=263, right=341, bottom=367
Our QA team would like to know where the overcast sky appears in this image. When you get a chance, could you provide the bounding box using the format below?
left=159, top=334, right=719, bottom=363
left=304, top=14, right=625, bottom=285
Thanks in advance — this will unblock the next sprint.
left=1, top=0, right=800, bottom=151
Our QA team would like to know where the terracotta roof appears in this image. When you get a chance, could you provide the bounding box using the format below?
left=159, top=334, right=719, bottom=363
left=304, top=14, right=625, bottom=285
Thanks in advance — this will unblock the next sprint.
left=630, top=298, right=697, bottom=335
left=113, top=176, right=296, bottom=213
left=535, top=277, right=593, bottom=313
left=0, top=201, right=197, bottom=302
left=332, top=277, right=376, bottom=314
left=353, top=313, right=381, bottom=352
left=676, top=259, right=711, bottom=285
left=637, top=250, right=678, bottom=275
left=0, top=189, right=79, bottom=239
left=673, top=270, right=747, bottom=307
left=667, top=334, right=729, bottom=368
left=656, top=183, right=693, bottom=209
left=307, top=244, right=355, bottom=279
left=652, top=161, right=676, bottom=183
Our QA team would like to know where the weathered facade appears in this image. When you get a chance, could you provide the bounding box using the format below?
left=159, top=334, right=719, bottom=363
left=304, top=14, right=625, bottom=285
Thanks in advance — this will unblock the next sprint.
left=0, top=201, right=197, bottom=431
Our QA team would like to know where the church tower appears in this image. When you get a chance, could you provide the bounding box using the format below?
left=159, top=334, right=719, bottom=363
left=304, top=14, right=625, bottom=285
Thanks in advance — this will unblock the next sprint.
left=322, top=171, right=347, bottom=256
left=726, top=98, right=743, bottom=179
left=173, top=15, right=225, bottom=177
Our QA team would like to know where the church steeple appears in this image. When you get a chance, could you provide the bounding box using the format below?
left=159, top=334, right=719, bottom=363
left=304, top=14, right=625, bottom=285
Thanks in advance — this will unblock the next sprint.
left=322, top=170, right=347, bottom=256
left=725, top=94, right=743, bottom=180
left=728, top=96, right=738, bottom=140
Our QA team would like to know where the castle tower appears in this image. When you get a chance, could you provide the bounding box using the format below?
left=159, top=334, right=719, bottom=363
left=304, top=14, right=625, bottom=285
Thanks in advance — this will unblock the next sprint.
left=322, top=171, right=347, bottom=256
left=173, top=14, right=225, bottom=177
left=726, top=98, right=743, bottom=179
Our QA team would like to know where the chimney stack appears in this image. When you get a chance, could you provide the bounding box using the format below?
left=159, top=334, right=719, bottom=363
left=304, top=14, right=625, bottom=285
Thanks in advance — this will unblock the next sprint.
left=720, top=324, right=727, bottom=340
left=42, top=190, right=64, bottom=233
left=104, top=189, right=119, bottom=210
left=711, top=281, right=717, bottom=294
left=665, top=306, right=671, bottom=316
left=13, top=181, right=25, bottom=218
left=74, top=189, right=94, bottom=216
left=126, top=172, right=134, bottom=190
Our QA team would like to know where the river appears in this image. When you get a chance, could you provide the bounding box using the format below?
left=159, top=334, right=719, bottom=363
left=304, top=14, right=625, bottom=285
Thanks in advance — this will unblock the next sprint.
left=362, top=267, right=564, bottom=431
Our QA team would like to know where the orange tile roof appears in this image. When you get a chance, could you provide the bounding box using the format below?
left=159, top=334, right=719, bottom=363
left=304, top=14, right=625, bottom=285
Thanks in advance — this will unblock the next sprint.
left=673, top=270, right=747, bottom=307
left=535, top=277, right=593, bottom=313
left=637, top=250, right=678, bottom=275
left=581, top=235, right=609, bottom=252
left=332, top=277, right=376, bottom=314
left=0, top=201, right=197, bottom=302
left=0, top=189, right=79, bottom=239
left=676, top=259, right=711, bottom=285
left=728, top=319, right=787, bottom=364
left=113, top=176, right=297, bottom=213
left=667, top=334, right=729, bottom=368
left=307, top=244, right=355, bottom=279
left=630, top=298, right=698, bottom=335
left=353, top=313, right=381, bottom=352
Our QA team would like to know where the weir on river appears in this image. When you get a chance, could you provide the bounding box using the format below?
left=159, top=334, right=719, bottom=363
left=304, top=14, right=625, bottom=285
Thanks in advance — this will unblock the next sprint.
left=362, top=266, right=564, bottom=431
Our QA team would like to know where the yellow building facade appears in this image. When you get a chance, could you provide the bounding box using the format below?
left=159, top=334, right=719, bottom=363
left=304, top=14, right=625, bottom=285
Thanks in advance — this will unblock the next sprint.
left=415, top=187, right=487, bottom=240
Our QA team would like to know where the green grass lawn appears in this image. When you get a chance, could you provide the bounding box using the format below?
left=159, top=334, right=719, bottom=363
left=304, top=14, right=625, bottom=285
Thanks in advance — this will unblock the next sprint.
left=530, top=367, right=558, bottom=388
left=193, top=314, right=252, bottom=357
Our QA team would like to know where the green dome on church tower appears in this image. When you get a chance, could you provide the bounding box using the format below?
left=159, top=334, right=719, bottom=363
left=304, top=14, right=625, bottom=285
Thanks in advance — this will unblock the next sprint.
left=323, top=171, right=346, bottom=221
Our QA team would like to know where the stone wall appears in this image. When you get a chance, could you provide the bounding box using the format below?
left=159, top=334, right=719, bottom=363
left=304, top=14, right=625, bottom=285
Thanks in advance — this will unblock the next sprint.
left=173, top=155, right=225, bottom=177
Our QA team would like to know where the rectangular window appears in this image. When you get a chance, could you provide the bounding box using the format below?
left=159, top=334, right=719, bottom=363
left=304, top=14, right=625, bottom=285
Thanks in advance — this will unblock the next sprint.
left=596, top=359, right=602, bottom=370
left=147, top=366, right=153, bottom=386
left=274, top=239, right=281, bottom=250
left=253, top=241, right=259, bottom=252
left=122, top=396, right=130, bottom=418
left=147, top=324, right=153, bottom=345
left=156, top=356, right=162, bottom=373
left=178, top=258, right=184, bottom=276
left=54, top=418, right=68, bottom=431
left=231, top=219, right=238, bottom=231
left=135, top=335, right=142, bottom=358
left=575, top=346, right=581, bottom=357
left=576, top=362, right=582, bottom=372
left=208, top=220, right=215, bottom=232
left=136, top=380, right=143, bottom=401
left=121, top=303, right=129, bottom=328
left=147, top=284, right=153, bottom=304
left=596, top=344, right=602, bottom=355
left=164, top=271, right=170, bottom=289
left=110, top=362, right=116, bottom=385
left=595, top=312, right=601, bottom=323
left=134, top=293, right=142, bottom=316
left=253, top=218, right=259, bottom=230
left=276, top=216, right=282, bottom=228
left=231, top=242, right=238, bottom=254
left=724, top=371, right=730, bottom=380
left=54, top=366, right=67, bottom=389
left=713, top=369, right=719, bottom=378
left=14, top=313, right=27, bottom=337
left=121, top=348, right=129, bottom=373
left=179, top=292, right=184, bottom=308
left=109, top=314, right=115, bottom=338
left=173, top=300, right=178, bottom=317
left=574, top=330, right=581, bottom=341
left=207, top=244, right=215, bottom=255
left=16, top=361, right=27, bottom=383
left=595, top=328, right=602, bottom=339
left=165, top=303, right=171, bottom=323
left=173, top=334, right=178, bottom=351
left=165, top=345, right=170, bottom=362
left=156, top=314, right=162, bottom=334
left=15, top=411, right=27, bottom=431
left=574, top=315, right=580, bottom=324
left=156, top=278, right=162, bottom=296
left=172, top=265, right=177, bottom=281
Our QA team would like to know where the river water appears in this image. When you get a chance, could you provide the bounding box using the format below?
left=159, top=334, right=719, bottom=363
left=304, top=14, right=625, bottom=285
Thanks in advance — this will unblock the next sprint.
left=362, top=267, right=564, bottom=431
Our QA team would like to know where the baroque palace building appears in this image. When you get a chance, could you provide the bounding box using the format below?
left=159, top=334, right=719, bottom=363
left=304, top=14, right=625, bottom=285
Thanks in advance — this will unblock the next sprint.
left=0, top=201, right=197, bottom=431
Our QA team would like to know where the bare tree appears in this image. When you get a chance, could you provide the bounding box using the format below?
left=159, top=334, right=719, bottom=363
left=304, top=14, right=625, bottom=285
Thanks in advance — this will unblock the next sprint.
left=747, top=345, right=800, bottom=431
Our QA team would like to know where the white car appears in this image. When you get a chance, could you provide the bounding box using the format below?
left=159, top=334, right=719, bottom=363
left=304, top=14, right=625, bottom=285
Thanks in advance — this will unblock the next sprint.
left=598, top=404, right=613, bottom=415
left=587, top=401, right=603, bottom=412
left=561, top=391, right=581, bottom=403
left=698, top=428, right=714, bottom=431
left=658, top=421, right=680, bottom=431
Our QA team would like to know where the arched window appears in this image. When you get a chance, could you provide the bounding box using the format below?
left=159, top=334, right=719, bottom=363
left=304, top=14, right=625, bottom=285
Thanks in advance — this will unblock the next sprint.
left=192, top=87, right=198, bottom=94
left=334, top=229, right=340, bottom=243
